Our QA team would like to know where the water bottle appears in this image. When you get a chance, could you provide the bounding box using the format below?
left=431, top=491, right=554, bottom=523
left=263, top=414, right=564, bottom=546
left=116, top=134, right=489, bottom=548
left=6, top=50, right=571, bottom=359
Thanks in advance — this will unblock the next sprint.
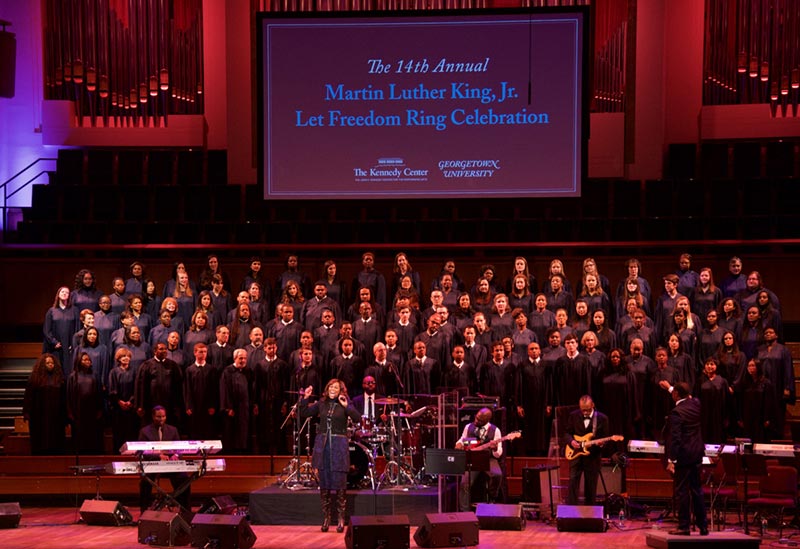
left=618, top=507, right=625, bottom=526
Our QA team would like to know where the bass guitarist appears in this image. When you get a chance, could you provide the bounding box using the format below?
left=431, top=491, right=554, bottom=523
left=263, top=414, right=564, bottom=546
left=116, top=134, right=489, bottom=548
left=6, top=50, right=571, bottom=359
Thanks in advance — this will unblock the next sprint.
left=563, top=395, right=609, bottom=506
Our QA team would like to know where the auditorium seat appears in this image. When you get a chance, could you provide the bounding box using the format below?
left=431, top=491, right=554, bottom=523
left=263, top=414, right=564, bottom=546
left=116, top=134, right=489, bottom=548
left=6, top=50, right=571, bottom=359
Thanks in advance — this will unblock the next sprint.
left=700, top=142, right=730, bottom=179
left=611, top=180, right=642, bottom=218
left=90, top=187, right=121, bottom=222
left=55, top=148, right=84, bottom=185
left=152, top=186, right=184, bottom=222
left=177, top=149, right=204, bottom=185
left=86, top=149, right=115, bottom=185
left=733, top=142, right=761, bottom=179
left=765, top=141, right=795, bottom=178
left=117, top=150, right=145, bottom=186
left=207, top=150, right=228, bottom=186
left=146, top=150, right=175, bottom=186
left=210, top=185, right=241, bottom=223
left=643, top=180, right=674, bottom=218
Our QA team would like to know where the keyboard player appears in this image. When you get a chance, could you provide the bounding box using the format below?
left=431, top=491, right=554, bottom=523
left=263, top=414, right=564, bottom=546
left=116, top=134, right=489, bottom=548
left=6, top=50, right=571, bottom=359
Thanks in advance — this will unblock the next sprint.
left=138, top=405, right=191, bottom=513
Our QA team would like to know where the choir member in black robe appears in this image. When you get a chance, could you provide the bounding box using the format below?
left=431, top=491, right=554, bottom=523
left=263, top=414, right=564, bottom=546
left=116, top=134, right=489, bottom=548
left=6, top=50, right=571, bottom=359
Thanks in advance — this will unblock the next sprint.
left=756, top=327, right=795, bottom=438
left=599, top=349, right=638, bottom=453
left=94, top=295, right=120, bottom=347
left=66, top=352, right=103, bottom=454
left=253, top=338, right=290, bottom=454
left=698, top=358, right=729, bottom=444
left=23, top=353, right=66, bottom=455
left=303, top=283, right=343, bottom=334
left=649, top=348, right=676, bottom=442
left=625, top=338, right=656, bottom=437
left=719, top=256, right=745, bottom=298
left=388, top=305, right=418, bottom=358
left=135, top=342, right=184, bottom=424
left=697, top=310, right=724, bottom=371
left=290, top=348, right=322, bottom=399
left=208, top=325, right=234, bottom=372
left=517, top=342, right=552, bottom=456
left=271, top=304, right=304, bottom=363
left=692, top=268, right=722, bottom=326
left=328, top=338, right=364, bottom=397
left=407, top=341, right=435, bottom=395
left=219, top=349, right=254, bottom=453
left=444, top=345, right=476, bottom=395
left=462, top=325, right=488, bottom=372
left=477, top=342, right=508, bottom=399
left=352, top=252, right=388, bottom=312
left=667, top=334, right=695, bottom=389
left=43, top=286, right=79, bottom=375
left=72, top=269, right=103, bottom=313
left=313, top=309, right=340, bottom=366
left=553, top=334, right=593, bottom=408
left=184, top=343, right=220, bottom=441
left=528, top=294, right=556, bottom=345
left=353, top=302, right=383, bottom=355
left=276, top=254, right=313, bottom=302
left=734, top=359, right=777, bottom=443
left=108, top=347, right=139, bottom=452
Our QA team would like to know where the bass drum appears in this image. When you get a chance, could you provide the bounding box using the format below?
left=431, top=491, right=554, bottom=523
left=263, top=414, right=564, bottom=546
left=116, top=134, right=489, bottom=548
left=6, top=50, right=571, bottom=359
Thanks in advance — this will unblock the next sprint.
left=347, top=441, right=374, bottom=489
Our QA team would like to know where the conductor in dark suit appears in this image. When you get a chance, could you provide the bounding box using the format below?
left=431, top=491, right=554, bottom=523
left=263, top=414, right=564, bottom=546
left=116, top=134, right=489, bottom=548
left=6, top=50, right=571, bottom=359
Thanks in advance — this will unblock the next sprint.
left=665, top=382, right=708, bottom=536
left=563, top=395, right=608, bottom=505
left=138, top=405, right=191, bottom=513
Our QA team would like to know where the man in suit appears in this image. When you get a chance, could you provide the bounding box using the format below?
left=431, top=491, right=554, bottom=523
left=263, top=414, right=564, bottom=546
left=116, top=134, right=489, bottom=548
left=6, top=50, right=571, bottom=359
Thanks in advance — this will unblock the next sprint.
left=666, top=382, right=708, bottom=536
left=563, top=395, right=608, bottom=505
left=138, top=405, right=191, bottom=513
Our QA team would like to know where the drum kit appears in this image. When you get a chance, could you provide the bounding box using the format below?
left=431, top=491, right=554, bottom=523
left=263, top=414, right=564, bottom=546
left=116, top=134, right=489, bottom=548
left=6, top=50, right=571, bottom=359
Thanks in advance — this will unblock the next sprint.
left=347, top=397, right=437, bottom=490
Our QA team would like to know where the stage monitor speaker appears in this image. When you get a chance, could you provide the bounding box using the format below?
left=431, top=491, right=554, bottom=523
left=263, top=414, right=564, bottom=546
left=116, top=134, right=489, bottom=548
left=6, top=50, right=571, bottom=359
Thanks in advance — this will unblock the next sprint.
left=345, top=514, right=410, bottom=549
left=138, top=510, right=191, bottom=546
left=556, top=505, right=606, bottom=532
left=0, top=29, right=15, bottom=99
left=475, top=503, right=524, bottom=530
left=191, top=513, right=256, bottom=549
left=79, top=499, right=132, bottom=526
left=198, top=495, right=238, bottom=514
left=0, top=502, right=21, bottom=528
left=413, top=512, right=479, bottom=548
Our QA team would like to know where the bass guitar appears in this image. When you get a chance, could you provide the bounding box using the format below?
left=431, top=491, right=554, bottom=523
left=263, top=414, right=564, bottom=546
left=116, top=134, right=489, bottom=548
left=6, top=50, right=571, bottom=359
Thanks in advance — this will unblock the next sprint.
left=467, top=431, right=522, bottom=452
left=564, top=433, right=623, bottom=460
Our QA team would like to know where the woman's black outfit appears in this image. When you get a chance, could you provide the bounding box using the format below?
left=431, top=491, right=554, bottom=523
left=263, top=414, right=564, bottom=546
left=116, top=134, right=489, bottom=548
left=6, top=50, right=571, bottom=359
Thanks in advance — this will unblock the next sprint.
left=300, top=396, right=361, bottom=532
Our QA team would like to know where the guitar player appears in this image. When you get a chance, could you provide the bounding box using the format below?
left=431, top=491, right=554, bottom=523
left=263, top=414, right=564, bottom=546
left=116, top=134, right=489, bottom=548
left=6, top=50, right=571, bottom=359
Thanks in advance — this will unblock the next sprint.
left=455, top=407, right=504, bottom=511
left=563, top=395, right=609, bottom=506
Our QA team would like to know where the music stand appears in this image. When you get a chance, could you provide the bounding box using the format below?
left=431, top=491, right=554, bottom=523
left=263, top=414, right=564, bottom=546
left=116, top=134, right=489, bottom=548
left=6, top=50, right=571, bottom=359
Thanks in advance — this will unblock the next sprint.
left=425, top=448, right=467, bottom=513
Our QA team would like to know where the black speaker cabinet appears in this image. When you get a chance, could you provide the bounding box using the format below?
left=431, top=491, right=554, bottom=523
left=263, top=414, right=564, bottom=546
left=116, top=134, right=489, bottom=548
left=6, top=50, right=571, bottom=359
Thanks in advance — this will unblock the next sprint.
left=345, top=514, right=410, bottom=549
left=138, top=510, right=191, bottom=546
left=413, top=512, right=479, bottom=548
left=556, top=505, right=606, bottom=532
left=521, top=465, right=559, bottom=504
left=0, top=502, right=21, bottom=528
left=475, top=503, right=524, bottom=531
left=190, top=513, right=256, bottom=549
left=199, top=495, right=238, bottom=515
left=79, top=499, right=133, bottom=526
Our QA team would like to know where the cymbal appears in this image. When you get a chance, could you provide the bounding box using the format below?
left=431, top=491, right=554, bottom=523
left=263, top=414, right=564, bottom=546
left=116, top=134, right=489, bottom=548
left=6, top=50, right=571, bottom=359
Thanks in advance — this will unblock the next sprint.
left=375, top=397, right=406, bottom=405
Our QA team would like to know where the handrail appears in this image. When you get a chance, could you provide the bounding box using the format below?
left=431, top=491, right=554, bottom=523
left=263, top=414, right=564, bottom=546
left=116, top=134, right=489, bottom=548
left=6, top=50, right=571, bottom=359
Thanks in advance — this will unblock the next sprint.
left=2, top=157, right=57, bottom=239
left=0, top=158, right=57, bottom=191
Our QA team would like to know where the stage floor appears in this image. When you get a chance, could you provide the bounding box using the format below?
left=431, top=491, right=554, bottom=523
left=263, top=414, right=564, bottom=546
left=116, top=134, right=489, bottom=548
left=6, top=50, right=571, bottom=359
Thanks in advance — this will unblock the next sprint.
left=0, top=506, right=780, bottom=549
left=249, top=484, right=440, bottom=525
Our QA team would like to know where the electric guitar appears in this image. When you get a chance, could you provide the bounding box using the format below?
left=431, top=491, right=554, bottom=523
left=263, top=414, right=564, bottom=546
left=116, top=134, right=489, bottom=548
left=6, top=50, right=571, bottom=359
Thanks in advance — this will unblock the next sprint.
left=466, top=431, right=522, bottom=452
left=564, top=433, right=624, bottom=460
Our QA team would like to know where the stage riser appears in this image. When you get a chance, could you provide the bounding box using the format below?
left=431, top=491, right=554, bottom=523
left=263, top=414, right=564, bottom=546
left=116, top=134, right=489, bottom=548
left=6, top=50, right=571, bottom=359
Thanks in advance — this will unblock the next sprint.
left=646, top=531, right=761, bottom=548
left=249, top=487, right=438, bottom=526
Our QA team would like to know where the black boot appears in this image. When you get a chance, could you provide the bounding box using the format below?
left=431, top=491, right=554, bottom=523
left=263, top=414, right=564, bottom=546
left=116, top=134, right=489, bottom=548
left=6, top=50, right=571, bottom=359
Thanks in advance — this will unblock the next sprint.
left=336, top=490, right=347, bottom=533
left=320, top=489, right=331, bottom=532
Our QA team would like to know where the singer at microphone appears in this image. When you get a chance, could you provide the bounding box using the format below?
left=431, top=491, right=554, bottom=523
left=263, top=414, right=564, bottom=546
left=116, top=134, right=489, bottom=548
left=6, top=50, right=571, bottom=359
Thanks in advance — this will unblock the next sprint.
left=299, top=379, right=361, bottom=533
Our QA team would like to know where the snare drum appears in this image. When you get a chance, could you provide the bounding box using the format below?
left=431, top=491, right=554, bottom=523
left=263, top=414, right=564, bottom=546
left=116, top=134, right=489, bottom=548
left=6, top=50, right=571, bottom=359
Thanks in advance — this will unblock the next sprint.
left=354, top=417, right=374, bottom=440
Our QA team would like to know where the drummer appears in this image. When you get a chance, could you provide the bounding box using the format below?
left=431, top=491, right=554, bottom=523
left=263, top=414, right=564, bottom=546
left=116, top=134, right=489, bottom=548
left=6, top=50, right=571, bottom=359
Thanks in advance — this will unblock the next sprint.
left=351, top=375, right=388, bottom=428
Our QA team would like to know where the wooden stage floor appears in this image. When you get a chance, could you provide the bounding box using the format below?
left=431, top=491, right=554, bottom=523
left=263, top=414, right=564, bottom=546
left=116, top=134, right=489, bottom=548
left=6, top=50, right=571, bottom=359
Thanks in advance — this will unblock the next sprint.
left=0, top=507, right=780, bottom=549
